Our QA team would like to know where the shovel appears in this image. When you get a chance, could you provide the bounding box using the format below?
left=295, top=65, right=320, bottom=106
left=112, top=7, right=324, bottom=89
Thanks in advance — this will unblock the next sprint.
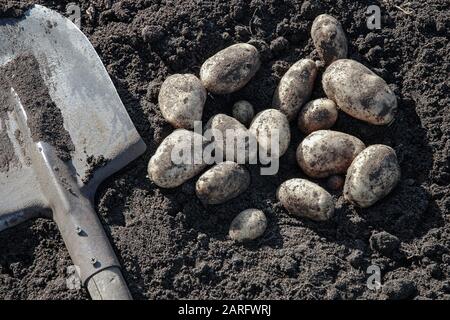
left=0, top=5, right=146, bottom=299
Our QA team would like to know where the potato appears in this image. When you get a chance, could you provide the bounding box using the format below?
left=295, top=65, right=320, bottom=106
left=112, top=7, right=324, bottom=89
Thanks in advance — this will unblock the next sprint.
left=204, top=113, right=254, bottom=163
left=249, top=109, right=291, bottom=158
left=232, top=100, right=254, bottom=126
left=311, top=14, right=348, bottom=65
left=229, top=209, right=267, bottom=242
left=344, top=145, right=401, bottom=208
left=200, top=43, right=261, bottom=94
left=277, top=178, right=334, bottom=221
left=272, top=59, right=317, bottom=121
left=158, top=74, right=206, bottom=129
left=196, top=161, right=250, bottom=205
left=297, top=130, right=365, bottom=178
left=148, top=129, right=207, bottom=188
left=322, top=59, right=397, bottom=125
left=298, top=98, right=338, bottom=134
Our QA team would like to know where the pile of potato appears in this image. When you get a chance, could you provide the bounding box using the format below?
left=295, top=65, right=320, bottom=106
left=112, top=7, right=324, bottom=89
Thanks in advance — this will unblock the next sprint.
left=148, top=14, right=400, bottom=243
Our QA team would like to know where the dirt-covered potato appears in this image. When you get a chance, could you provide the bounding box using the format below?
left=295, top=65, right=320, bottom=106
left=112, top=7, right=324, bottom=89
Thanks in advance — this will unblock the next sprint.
left=158, top=74, right=206, bottom=129
left=297, top=130, right=365, bottom=178
left=344, top=145, right=401, bottom=208
left=229, top=209, right=267, bottom=242
left=249, top=109, right=290, bottom=158
left=297, top=98, right=338, bottom=134
left=323, top=59, right=397, bottom=125
left=272, top=59, right=317, bottom=121
left=148, top=129, right=207, bottom=188
left=205, top=113, right=253, bottom=162
left=200, top=43, right=261, bottom=94
left=311, top=14, right=348, bottom=65
left=196, top=161, right=250, bottom=205
left=232, top=100, right=255, bottom=126
left=277, top=178, right=334, bottom=221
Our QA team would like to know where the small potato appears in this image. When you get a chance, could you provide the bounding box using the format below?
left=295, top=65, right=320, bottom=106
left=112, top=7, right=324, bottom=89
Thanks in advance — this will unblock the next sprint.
left=232, top=100, right=255, bottom=126
left=322, top=59, right=397, bottom=125
left=311, top=14, right=348, bottom=65
left=297, top=130, right=365, bottom=178
left=344, top=145, right=401, bottom=208
left=272, top=59, right=317, bottom=121
left=196, top=161, right=250, bottom=205
left=158, top=74, right=206, bottom=129
left=204, top=113, right=253, bottom=163
left=200, top=43, right=261, bottom=94
left=229, top=209, right=267, bottom=242
left=277, top=178, right=334, bottom=221
left=298, top=98, right=338, bottom=134
left=249, top=109, right=291, bottom=158
left=148, top=129, right=207, bottom=188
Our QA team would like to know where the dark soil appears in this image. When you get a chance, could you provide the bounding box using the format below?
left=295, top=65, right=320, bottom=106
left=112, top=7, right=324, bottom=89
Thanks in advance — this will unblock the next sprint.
left=0, top=2, right=30, bottom=18
left=83, top=155, right=109, bottom=184
left=0, top=53, right=75, bottom=162
left=0, top=0, right=449, bottom=300
left=0, top=123, right=18, bottom=173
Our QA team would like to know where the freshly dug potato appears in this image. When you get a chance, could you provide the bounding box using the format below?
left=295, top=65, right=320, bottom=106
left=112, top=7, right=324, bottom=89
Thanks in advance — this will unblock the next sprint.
left=322, top=59, right=397, bottom=125
left=249, top=109, right=291, bottom=158
left=158, top=74, right=206, bottom=129
left=297, top=130, right=365, bottom=178
left=311, top=14, right=348, bottom=65
left=148, top=129, right=207, bottom=188
left=272, top=59, right=317, bottom=121
left=196, top=161, right=250, bottom=205
left=229, top=209, right=267, bottom=242
left=344, top=145, right=401, bottom=208
left=232, top=100, right=255, bottom=126
left=298, top=98, right=338, bottom=134
left=277, top=178, right=334, bottom=221
left=204, top=113, right=254, bottom=163
left=200, top=43, right=261, bottom=94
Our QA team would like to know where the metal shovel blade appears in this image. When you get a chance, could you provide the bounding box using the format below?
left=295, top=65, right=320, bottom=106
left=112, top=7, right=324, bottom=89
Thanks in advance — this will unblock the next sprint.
left=0, top=5, right=146, bottom=299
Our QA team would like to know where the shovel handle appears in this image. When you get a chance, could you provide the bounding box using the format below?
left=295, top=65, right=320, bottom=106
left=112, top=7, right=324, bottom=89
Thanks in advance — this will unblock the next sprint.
left=87, top=267, right=132, bottom=300
left=37, top=142, right=132, bottom=300
left=13, top=94, right=132, bottom=300
left=35, top=142, right=132, bottom=300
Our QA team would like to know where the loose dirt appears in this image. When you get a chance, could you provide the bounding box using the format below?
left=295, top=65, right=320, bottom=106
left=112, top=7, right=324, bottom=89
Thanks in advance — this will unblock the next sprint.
left=0, top=122, right=18, bottom=173
left=0, top=0, right=449, bottom=300
left=0, top=53, right=75, bottom=162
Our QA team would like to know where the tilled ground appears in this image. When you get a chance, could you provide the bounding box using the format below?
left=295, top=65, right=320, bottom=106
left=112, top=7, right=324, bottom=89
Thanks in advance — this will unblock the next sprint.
left=0, top=0, right=449, bottom=300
